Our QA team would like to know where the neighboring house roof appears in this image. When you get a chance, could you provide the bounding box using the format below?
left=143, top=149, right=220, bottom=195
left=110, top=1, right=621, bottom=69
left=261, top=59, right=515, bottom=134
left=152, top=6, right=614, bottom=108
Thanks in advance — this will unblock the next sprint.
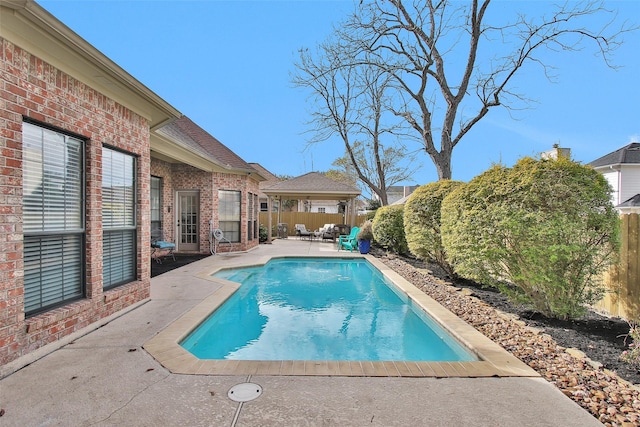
left=262, top=172, right=361, bottom=200
left=617, top=194, right=640, bottom=208
left=589, top=143, right=640, bottom=168
left=386, top=185, right=419, bottom=204
left=391, top=194, right=411, bottom=205
left=387, top=185, right=419, bottom=196
left=154, top=116, right=265, bottom=179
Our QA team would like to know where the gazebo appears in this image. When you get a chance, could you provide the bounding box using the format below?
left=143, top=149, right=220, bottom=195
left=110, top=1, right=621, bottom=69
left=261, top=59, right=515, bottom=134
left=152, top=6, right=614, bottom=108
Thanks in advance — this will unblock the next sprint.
left=261, top=172, right=361, bottom=243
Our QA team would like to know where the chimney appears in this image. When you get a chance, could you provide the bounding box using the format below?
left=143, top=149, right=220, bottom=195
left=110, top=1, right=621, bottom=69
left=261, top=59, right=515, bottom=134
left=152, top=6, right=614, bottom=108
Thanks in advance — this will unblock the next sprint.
left=541, top=144, right=571, bottom=160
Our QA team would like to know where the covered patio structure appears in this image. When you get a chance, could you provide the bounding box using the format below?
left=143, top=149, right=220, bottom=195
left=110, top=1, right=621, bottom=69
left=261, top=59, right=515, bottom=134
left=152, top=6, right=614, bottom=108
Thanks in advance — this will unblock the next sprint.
left=262, top=172, right=361, bottom=243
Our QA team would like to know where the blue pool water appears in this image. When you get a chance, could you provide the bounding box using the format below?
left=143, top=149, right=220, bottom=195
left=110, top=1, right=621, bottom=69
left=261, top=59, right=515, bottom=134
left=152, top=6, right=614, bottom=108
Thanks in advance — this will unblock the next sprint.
left=181, top=258, right=477, bottom=361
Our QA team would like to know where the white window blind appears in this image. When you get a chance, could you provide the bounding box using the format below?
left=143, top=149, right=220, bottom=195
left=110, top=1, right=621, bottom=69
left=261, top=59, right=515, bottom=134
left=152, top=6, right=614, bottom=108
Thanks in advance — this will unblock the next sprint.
left=219, top=190, right=241, bottom=242
left=102, top=148, right=136, bottom=289
left=22, top=122, right=84, bottom=315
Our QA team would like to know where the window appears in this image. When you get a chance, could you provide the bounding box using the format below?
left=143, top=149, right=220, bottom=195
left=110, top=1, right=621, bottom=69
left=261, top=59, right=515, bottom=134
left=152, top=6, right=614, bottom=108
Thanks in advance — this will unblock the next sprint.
left=102, top=147, right=136, bottom=289
left=260, top=201, right=268, bottom=212
left=253, top=193, right=258, bottom=239
left=317, top=207, right=326, bottom=213
left=150, top=176, right=162, bottom=235
left=219, top=190, right=240, bottom=243
left=247, top=193, right=254, bottom=240
left=23, top=122, right=85, bottom=316
left=247, top=193, right=259, bottom=240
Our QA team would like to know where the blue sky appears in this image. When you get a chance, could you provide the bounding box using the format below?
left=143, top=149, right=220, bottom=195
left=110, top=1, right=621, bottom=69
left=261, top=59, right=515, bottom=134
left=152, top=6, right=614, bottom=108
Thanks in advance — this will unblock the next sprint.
left=39, top=0, right=640, bottom=186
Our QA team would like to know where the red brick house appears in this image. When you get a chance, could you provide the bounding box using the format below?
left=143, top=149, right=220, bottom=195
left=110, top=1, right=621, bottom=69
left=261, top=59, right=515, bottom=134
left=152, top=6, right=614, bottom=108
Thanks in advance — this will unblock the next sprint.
left=0, top=0, right=262, bottom=373
left=151, top=115, right=262, bottom=254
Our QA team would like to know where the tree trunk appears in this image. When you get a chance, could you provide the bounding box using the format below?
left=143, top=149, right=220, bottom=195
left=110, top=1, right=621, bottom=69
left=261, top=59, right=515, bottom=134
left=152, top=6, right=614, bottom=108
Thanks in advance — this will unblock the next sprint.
left=429, top=148, right=453, bottom=181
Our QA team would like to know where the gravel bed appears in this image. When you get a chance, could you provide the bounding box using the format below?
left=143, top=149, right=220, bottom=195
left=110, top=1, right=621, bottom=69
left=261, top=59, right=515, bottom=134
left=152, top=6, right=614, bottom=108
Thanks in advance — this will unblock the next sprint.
left=372, top=251, right=640, bottom=427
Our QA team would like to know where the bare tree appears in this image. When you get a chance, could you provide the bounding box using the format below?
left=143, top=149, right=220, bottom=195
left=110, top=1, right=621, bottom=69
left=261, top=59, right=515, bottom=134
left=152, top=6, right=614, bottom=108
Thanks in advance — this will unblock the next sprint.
left=313, top=0, right=633, bottom=180
left=293, top=38, right=419, bottom=205
left=331, top=141, right=418, bottom=204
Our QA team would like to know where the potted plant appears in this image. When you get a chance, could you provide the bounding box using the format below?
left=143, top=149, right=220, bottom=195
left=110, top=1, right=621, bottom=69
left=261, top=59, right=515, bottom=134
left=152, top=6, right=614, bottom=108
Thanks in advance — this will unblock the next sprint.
left=357, top=220, right=374, bottom=254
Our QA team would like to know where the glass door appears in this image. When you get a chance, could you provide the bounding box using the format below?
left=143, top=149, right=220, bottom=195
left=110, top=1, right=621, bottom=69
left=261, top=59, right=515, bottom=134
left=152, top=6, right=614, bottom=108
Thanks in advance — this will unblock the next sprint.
left=176, top=191, right=199, bottom=252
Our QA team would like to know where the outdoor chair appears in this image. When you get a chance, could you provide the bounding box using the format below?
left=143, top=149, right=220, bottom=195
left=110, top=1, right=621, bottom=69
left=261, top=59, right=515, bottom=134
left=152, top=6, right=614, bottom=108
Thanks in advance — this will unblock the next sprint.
left=334, top=224, right=351, bottom=238
left=294, top=224, right=313, bottom=240
left=151, top=228, right=176, bottom=263
left=320, top=223, right=336, bottom=241
left=337, top=226, right=360, bottom=252
left=210, top=228, right=231, bottom=254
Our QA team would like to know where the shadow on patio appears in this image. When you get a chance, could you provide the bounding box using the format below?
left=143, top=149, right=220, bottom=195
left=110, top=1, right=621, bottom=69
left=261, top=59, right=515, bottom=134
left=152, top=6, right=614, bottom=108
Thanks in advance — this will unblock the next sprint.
left=151, top=254, right=211, bottom=278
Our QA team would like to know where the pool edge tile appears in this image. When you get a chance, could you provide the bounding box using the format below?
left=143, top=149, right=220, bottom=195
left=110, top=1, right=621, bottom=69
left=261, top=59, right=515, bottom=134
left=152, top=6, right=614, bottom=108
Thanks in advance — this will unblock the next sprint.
left=143, top=255, right=541, bottom=379
left=382, top=361, right=401, bottom=377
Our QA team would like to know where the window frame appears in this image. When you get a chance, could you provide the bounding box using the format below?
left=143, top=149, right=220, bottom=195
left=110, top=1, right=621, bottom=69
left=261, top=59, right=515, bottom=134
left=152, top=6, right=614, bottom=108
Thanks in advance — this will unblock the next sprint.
left=247, top=192, right=254, bottom=241
left=102, top=146, right=137, bottom=290
left=22, top=120, right=86, bottom=316
left=150, top=176, right=163, bottom=236
left=218, top=190, right=241, bottom=243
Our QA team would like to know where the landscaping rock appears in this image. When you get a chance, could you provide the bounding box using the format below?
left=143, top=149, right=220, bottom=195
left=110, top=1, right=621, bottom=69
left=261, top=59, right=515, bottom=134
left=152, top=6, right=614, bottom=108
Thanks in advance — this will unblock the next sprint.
left=373, top=250, right=640, bottom=427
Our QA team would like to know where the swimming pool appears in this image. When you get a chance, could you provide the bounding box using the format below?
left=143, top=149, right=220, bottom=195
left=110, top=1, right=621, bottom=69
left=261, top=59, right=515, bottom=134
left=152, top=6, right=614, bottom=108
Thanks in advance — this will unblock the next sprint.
left=180, top=258, right=477, bottom=362
left=144, top=250, right=538, bottom=378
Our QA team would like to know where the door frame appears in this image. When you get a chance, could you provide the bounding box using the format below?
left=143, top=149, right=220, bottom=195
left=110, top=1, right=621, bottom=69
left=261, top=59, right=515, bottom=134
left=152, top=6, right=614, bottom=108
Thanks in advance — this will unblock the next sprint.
left=175, top=190, right=200, bottom=252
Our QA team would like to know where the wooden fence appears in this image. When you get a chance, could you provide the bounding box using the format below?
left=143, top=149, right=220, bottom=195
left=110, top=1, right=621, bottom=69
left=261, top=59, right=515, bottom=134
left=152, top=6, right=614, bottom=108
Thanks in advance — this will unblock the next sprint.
left=259, top=212, right=368, bottom=237
left=596, top=213, right=640, bottom=320
left=260, top=211, right=640, bottom=319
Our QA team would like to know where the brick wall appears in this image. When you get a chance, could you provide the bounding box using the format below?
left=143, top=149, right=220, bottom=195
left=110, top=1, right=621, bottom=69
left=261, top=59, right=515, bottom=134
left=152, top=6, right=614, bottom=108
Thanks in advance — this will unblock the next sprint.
left=150, top=158, right=174, bottom=242
left=172, top=164, right=214, bottom=253
left=213, top=173, right=260, bottom=252
left=150, top=161, right=261, bottom=254
left=0, top=38, right=151, bottom=367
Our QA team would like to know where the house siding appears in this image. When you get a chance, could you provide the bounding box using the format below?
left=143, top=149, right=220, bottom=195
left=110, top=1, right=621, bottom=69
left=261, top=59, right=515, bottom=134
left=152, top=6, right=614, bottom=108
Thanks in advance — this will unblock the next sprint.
left=620, top=166, right=640, bottom=205
left=601, top=170, right=621, bottom=206
left=599, top=166, right=640, bottom=208
left=0, top=38, right=151, bottom=367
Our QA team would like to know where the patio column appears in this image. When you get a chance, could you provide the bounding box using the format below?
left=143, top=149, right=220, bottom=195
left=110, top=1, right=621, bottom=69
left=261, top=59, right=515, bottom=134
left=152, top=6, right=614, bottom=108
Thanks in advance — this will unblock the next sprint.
left=350, top=197, right=357, bottom=226
left=267, top=196, right=272, bottom=243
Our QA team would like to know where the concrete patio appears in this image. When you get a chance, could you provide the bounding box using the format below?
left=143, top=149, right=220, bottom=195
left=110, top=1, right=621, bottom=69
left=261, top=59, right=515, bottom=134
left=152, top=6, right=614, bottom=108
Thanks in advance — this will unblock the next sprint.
left=0, top=239, right=602, bottom=426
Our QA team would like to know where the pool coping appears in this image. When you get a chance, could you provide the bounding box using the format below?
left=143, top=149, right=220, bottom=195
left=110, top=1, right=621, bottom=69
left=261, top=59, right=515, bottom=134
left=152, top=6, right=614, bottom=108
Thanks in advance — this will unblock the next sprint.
left=143, top=255, right=539, bottom=378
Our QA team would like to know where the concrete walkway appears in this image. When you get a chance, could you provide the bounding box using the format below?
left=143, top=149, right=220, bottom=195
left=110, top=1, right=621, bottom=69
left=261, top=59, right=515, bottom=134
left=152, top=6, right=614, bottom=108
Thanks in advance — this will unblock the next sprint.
left=0, top=239, right=602, bottom=426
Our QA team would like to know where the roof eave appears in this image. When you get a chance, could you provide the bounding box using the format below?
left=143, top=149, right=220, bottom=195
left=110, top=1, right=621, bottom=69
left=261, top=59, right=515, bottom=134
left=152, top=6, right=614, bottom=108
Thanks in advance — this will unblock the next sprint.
left=151, top=133, right=216, bottom=172
left=150, top=133, right=268, bottom=180
left=261, top=190, right=361, bottom=200
left=591, top=163, right=622, bottom=170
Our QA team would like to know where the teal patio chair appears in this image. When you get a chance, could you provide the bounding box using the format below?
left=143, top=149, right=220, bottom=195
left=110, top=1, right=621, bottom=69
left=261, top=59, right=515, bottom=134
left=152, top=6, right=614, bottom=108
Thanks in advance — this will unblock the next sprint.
left=151, top=228, right=176, bottom=263
left=337, top=226, right=360, bottom=252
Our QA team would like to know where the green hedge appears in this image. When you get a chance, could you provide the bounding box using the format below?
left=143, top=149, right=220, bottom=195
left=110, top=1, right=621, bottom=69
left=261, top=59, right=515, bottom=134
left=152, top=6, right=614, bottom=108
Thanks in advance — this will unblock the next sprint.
left=404, top=180, right=463, bottom=277
left=441, top=157, right=619, bottom=320
left=372, top=204, right=408, bottom=254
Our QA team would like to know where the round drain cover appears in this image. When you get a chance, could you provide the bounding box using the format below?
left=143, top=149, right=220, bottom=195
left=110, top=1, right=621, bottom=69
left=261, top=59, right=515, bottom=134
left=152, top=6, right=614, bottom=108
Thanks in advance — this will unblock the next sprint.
left=228, top=383, right=263, bottom=402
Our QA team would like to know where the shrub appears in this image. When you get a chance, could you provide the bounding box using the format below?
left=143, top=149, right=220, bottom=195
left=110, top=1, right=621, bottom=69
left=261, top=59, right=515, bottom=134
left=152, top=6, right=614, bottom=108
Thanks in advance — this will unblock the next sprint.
left=259, top=224, right=268, bottom=242
left=621, top=322, right=640, bottom=366
left=365, top=210, right=377, bottom=221
left=404, top=180, right=464, bottom=277
left=441, top=157, right=620, bottom=320
left=357, top=219, right=374, bottom=241
left=372, top=205, right=408, bottom=254
left=441, top=165, right=512, bottom=283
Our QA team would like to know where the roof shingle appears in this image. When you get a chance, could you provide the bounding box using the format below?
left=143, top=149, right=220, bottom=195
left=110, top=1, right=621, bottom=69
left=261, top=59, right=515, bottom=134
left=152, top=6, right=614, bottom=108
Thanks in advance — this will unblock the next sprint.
left=617, top=194, right=640, bottom=208
left=262, top=172, right=361, bottom=200
left=590, top=143, right=640, bottom=168
left=156, top=116, right=254, bottom=172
